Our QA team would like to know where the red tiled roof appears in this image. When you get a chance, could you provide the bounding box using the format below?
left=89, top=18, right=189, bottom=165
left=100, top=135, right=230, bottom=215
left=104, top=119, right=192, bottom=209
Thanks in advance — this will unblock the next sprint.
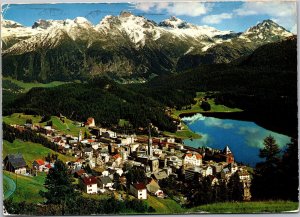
left=113, top=154, right=121, bottom=159
left=45, top=164, right=51, bottom=168
left=87, top=139, right=95, bottom=143
left=53, top=137, right=61, bottom=143
left=76, top=169, right=85, bottom=176
left=86, top=117, right=94, bottom=125
left=82, top=176, right=97, bottom=185
left=35, top=159, right=45, bottom=166
left=186, top=153, right=193, bottom=158
left=195, top=154, right=202, bottom=159
left=133, top=183, right=146, bottom=190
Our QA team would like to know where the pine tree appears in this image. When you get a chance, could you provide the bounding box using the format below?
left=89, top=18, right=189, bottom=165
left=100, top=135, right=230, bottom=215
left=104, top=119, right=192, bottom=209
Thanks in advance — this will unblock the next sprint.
left=259, top=135, right=280, bottom=163
left=251, top=136, right=282, bottom=200
left=228, top=172, right=244, bottom=201
left=281, top=138, right=299, bottom=201
left=40, top=159, right=79, bottom=214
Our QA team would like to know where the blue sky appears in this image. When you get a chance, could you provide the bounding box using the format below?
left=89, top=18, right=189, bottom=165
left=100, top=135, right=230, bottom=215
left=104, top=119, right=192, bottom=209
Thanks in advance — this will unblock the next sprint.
left=2, top=2, right=297, bottom=33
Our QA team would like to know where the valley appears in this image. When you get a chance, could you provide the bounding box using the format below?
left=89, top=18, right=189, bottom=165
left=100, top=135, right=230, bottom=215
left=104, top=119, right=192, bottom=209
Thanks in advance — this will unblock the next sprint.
left=2, top=5, right=298, bottom=215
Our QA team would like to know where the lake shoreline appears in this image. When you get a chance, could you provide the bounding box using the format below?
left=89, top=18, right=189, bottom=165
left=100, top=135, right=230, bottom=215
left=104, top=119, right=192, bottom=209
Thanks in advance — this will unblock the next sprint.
left=181, top=112, right=291, bottom=166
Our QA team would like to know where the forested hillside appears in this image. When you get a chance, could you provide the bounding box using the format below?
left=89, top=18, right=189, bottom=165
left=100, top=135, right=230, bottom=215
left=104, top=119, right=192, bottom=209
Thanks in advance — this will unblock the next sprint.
left=4, top=37, right=297, bottom=135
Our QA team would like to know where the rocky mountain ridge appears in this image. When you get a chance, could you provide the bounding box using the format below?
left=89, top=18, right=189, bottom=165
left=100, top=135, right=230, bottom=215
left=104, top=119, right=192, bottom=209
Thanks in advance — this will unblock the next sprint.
left=2, top=12, right=294, bottom=82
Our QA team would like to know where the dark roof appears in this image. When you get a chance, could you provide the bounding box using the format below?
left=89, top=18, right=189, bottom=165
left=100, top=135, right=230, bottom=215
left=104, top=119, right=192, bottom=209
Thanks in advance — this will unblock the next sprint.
left=5, top=154, right=27, bottom=169
left=153, top=171, right=168, bottom=180
left=84, top=147, right=93, bottom=152
left=133, top=183, right=146, bottom=190
left=99, top=176, right=112, bottom=185
left=82, top=176, right=97, bottom=185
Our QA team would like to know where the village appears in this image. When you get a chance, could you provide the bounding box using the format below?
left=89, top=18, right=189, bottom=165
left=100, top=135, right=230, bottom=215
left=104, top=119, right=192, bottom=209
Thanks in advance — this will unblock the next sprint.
left=3, top=116, right=252, bottom=203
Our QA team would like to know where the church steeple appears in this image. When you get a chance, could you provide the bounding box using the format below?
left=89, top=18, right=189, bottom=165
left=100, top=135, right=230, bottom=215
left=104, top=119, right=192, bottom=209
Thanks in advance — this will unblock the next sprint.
left=148, top=123, right=153, bottom=156
left=223, top=145, right=232, bottom=155
left=78, top=130, right=82, bottom=142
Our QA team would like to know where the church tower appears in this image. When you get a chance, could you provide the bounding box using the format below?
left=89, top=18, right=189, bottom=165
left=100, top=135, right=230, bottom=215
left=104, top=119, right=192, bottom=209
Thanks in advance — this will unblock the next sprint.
left=223, top=145, right=234, bottom=163
left=78, top=130, right=82, bottom=142
left=148, top=124, right=153, bottom=156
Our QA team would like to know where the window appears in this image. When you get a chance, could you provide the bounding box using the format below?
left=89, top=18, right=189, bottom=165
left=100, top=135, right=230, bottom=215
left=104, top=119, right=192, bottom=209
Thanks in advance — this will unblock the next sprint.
left=89, top=185, right=92, bottom=187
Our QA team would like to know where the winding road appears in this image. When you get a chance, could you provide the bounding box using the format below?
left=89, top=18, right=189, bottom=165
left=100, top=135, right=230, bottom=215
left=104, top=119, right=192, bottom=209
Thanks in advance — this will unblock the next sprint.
left=3, top=174, right=16, bottom=199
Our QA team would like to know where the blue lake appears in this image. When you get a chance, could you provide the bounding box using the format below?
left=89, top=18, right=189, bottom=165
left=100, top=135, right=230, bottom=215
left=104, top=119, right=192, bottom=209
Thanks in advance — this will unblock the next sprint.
left=182, top=113, right=291, bottom=166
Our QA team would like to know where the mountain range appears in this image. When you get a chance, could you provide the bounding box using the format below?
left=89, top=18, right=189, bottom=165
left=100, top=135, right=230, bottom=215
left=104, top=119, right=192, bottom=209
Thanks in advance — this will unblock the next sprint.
left=2, top=11, right=294, bottom=82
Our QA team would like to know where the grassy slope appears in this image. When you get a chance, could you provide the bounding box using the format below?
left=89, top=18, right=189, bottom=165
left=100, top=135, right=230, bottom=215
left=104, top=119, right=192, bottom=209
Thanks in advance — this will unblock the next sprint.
left=47, top=116, right=89, bottom=137
left=163, top=122, right=201, bottom=139
left=189, top=201, right=299, bottom=214
left=3, top=113, right=43, bottom=125
left=164, top=92, right=242, bottom=140
left=3, top=139, right=75, bottom=166
left=3, top=77, right=66, bottom=92
left=3, top=175, right=16, bottom=200
left=3, top=113, right=89, bottom=137
left=3, top=171, right=46, bottom=203
left=172, top=92, right=242, bottom=119
left=147, top=195, right=184, bottom=214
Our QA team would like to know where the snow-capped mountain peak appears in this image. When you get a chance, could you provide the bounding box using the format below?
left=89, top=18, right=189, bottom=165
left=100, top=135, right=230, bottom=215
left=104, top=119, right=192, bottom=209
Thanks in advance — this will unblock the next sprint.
left=2, top=19, right=23, bottom=28
left=159, top=16, right=192, bottom=29
left=96, top=12, right=159, bottom=46
left=242, top=19, right=293, bottom=39
left=32, top=17, right=93, bottom=30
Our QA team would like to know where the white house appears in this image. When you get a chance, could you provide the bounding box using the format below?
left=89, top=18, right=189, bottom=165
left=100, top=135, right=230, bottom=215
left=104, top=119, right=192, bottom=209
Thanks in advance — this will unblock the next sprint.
left=130, top=183, right=147, bottom=200
left=115, top=168, right=123, bottom=176
left=237, top=169, right=251, bottom=181
left=84, top=147, right=93, bottom=160
left=91, top=142, right=99, bottom=150
left=201, top=165, right=213, bottom=177
left=81, top=176, right=98, bottom=194
left=183, top=152, right=202, bottom=167
left=32, top=159, right=46, bottom=172
left=167, top=137, right=175, bottom=143
left=4, top=154, right=27, bottom=175
left=120, top=136, right=135, bottom=145
left=85, top=117, right=95, bottom=127
left=112, top=154, right=122, bottom=166
left=102, top=170, right=109, bottom=177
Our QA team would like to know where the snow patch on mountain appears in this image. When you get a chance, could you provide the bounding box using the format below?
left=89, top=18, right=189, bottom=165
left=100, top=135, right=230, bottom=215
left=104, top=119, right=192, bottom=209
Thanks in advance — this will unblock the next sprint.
left=2, top=19, right=42, bottom=39
left=185, top=46, right=195, bottom=55
left=160, top=16, right=231, bottom=39
left=240, top=19, right=293, bottom=41
left=2, top=15, right=294, bottom=56
left=96, top=12, right=161, bottom=46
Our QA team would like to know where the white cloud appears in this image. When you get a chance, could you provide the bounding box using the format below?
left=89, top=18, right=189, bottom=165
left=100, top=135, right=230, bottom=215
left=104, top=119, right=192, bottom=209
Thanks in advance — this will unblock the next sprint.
left=234, top=1, right=297, bottom=32
left=204, top=118, right=234, bottom=129
left=135, top=2, right=212, bottom=17
left=202, top=13, right=232, bottom=24
left=238, top=126, right=290, bottom=149
left=182, top=113, right=205, bottom=124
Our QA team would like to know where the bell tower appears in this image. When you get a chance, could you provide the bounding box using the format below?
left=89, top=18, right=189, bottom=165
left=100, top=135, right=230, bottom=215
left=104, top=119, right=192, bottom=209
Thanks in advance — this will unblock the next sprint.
left=78, top=130, right=82, bottom=142
left=148, top=123, right=153, bottom=156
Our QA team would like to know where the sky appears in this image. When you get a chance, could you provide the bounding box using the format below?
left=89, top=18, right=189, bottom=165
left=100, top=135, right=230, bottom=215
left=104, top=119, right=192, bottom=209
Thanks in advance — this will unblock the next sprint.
left=1, top=2, right=297, bottom=33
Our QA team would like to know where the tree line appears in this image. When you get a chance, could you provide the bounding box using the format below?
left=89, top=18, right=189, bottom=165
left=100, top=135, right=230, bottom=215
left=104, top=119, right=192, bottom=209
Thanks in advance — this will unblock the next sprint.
left=3, top=123, right=58, bottom=151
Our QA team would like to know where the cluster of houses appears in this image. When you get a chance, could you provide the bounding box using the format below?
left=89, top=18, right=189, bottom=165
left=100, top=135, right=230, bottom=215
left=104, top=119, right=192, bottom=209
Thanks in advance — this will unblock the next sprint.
left=4, top=117, right=252, bottom=201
